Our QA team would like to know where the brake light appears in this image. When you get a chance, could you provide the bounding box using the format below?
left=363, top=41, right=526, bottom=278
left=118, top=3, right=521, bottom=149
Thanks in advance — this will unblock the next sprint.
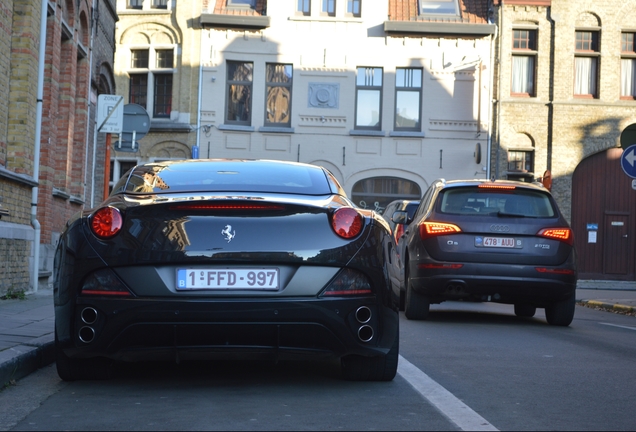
left=537, top=228, right=574, bottom=246
left=331, top=208, right=363, bottom=239
left=419, top=222, right=461, bottom=240
left=320, top=268, right=373, bottom=296
left=478, top=183, right=516, bottom=190
left=169, top=203, right=284, bottom=211
left=90, top=207, right=123, bottom=239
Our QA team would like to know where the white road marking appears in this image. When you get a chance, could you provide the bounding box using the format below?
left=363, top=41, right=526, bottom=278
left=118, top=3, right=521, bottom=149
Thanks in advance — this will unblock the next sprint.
left=398, top=355, right=498, bottom=431
left=599, top=322, right=636, bottom=331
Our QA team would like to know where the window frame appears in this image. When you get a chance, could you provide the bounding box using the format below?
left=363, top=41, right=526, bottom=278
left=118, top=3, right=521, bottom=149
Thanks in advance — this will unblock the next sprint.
left=621, top=31, right=636, bottom=100
left=297, top=0, right=311, bottom=16
left=127, top=0, right=143, bottom=10
left=127, top=47, right=175, bottom=120
left=354, top=67, right=383, bottom=131
left=419, top=0, right=460, bottom=17
left=321, top=0, right=336, bottom=17
left=225, top=60, right=254, bottom=126
left=394, top=67, right=422, bottom=132
left=264, top=63, right=293, bottom=128
left=507, top=149, right=534, bottom=173
left=346, top=0, right=361, bottom=17
left=574, top=29, right=600, bottom=99
left=511, top=28, right=537, bottom=97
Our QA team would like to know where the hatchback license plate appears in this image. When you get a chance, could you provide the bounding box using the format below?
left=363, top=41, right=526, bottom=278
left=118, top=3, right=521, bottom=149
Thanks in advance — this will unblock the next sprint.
left=177, top=268, right=279, bottom=290
left=476, top=236, right=521, bottom=248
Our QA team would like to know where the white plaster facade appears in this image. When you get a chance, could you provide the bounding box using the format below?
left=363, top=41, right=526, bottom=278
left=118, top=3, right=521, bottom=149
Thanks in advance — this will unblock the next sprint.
left=197, top=1, right=495, bottom=213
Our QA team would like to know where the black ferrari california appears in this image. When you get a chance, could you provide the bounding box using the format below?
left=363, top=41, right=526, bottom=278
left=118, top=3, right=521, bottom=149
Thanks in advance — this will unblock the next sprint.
left=53, top=159, right=399, bottom=381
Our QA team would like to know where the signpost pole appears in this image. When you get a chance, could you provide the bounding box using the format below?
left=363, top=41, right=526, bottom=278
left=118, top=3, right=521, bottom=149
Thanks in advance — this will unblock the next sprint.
left=103, top=133, right=111, bottom=200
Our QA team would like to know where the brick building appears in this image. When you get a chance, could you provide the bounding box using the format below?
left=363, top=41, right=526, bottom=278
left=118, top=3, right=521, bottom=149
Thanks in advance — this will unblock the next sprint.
left=0, top=0, right=117, bottom=295
left=493, top=0, right=636, bottom=280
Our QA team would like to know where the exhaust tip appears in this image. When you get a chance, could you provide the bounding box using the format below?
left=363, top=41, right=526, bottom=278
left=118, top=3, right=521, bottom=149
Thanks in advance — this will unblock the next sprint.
left=81, top=307, right=98, bottom=325
left=358, top=325, right=374, bottom=342
left=355, top=306, right=372, bottom=324
left=79, top=326, right=95, bottom=344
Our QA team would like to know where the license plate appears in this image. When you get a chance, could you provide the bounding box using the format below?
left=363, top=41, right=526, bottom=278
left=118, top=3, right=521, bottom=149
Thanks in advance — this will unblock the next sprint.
left=177, top=268, right=279, bottom=290
left=475, top=236, right=521, bottom=248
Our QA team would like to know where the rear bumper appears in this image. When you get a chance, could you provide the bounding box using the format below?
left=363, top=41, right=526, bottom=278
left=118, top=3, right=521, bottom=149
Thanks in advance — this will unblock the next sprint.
left=409, top=261, right=576, bottom=306
left=55, top=297, right=399, bottom=363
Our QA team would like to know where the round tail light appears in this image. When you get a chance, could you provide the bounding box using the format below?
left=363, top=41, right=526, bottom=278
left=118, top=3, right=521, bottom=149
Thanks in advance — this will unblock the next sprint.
left=331, top=208, right=363, bottom=239
left=90, top=207, right=123, bottom=239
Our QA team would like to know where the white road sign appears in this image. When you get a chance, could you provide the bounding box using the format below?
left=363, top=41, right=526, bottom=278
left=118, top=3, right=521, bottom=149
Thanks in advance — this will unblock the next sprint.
left=97, top=95, right=124, bottom=133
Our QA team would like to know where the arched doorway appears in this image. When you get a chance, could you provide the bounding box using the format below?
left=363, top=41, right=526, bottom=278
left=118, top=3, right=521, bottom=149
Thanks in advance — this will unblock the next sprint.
left=351, top=177, right=421, bottom=215
left=571, top=148, right=636, bottom=280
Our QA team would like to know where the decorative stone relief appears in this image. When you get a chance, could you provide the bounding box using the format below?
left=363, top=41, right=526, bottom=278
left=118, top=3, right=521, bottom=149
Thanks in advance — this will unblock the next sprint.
left=308, top=83, right=339, bottom=109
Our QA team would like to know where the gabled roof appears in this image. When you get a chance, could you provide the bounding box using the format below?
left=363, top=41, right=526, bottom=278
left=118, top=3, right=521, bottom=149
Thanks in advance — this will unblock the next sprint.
left=386, top=0, right=496, bottom=36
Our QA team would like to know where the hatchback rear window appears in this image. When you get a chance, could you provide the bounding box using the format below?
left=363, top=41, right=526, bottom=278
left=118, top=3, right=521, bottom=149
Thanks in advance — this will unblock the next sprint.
left=438, top=187, right=556, bottom=218
left=112, top=160, right=332, bottom=195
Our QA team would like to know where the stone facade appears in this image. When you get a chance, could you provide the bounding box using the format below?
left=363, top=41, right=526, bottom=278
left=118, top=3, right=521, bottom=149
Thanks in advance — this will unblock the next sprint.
left=492, top=0, right=636, bottom=221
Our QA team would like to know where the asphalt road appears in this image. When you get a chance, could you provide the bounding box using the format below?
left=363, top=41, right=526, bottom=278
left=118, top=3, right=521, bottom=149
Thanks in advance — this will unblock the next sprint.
left=1, top=302, right=635, bottom=431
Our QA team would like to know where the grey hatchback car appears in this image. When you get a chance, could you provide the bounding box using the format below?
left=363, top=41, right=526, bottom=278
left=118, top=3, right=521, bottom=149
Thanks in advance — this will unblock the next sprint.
left=392, top=179, right=577, bottom=326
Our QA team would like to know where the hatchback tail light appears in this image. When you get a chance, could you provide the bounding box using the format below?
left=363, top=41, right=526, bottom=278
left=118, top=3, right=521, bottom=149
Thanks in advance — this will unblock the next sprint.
left=331, top=208, right=363, bottom=239
left=320, top=268, right=373, bottom=296
left=419, top=222, right=461, bottom=240
left=537, top=227, right=574, bottom=246
left=90, top=207, right=123, bottom=239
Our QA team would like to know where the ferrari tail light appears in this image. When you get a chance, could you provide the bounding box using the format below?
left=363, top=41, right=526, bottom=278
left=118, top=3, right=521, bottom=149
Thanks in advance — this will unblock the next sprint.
left=419, top=222, right=461, bottom=240
left=320, top=268, right=373, bottom=297
left=90, top=207, right=123, bottom=239
left=80, top=269, right=133, bottom=297
left=537, top=227, right=574, bottom=246
left=331, top=208, right=363, bottom=239
left=394, top=224, right=404, bottom=244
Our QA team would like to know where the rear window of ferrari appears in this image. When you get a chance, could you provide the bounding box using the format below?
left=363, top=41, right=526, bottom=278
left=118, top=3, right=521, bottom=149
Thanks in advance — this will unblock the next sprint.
left=112, top=161, right=332, bottom=195
left=438, top=187, right=556, bottom=218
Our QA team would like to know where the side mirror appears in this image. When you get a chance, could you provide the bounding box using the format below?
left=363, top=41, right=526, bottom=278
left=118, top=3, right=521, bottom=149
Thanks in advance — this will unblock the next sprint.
left=391, top=211, right=408, bottom=225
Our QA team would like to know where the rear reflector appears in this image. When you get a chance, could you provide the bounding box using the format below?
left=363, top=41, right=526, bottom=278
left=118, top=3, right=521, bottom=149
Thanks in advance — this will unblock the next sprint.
left=537, top=227, right=574, bottom=246
left=320, top=268, right=373, bottom=296
left=535, top=267, right=575, bottom=275
left=418, top=263, right=464, bottom=269
left=80, top=269, right=133, bottom=297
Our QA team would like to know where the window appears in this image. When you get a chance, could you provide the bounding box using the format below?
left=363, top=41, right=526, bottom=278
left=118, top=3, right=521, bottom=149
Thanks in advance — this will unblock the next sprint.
left=151, top=0, right=168, bottom=9
left=265, top=64, right=293, bottom=127
left=351, top=177, right=421, bottom=214
left=347, top=0, right=360, bottom=17
left=419, top=0, right=460, bottom=16
left=128, top=48, right=174, bottom=119
left=621, top=32, right=636, bottom=99
left=574, top=30, right=599, bottom=98
left=511, top=29, right=537, bottom=96
left=226, top=61, right=253, bottom=125
left=322, top=0, right=335, bottom=16
left=508, top=150, right=533, bottom=172
left=127, top=0, right=143, bottom=9
left=228, top=0, right=256, bottom=6
left=355, top=67, right=382, bottom=130
left=109, top=160, right=138, bottom=193
left=297, top=0, right=310, bottom=15
left=394, top=68, right=422, bottom=131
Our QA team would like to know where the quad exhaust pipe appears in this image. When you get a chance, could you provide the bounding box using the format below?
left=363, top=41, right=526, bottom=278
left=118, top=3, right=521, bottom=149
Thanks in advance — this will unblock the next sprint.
left=355, top=306, right=374, bottom=342
left=78, top=307, right=98, bottom=343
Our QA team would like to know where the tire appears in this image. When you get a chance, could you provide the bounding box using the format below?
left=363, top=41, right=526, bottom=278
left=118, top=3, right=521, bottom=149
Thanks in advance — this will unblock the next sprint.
left=341, top=327, right=399, bottom=382
left=55, top=332, right=112, bottom=381
left=404, top=278, right=430, bottom=320
left=514, top=303, right=536, bottom=318
left=545, top=294, right=576, bottom=327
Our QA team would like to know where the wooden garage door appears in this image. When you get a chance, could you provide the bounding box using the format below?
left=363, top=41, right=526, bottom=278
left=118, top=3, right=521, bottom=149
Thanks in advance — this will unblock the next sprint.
left=571, top=148, right=635, bottom=280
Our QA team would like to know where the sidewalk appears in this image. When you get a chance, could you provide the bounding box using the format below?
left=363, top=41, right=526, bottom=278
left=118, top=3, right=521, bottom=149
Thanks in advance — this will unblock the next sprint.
left=0, top=281, right=635, bottom=387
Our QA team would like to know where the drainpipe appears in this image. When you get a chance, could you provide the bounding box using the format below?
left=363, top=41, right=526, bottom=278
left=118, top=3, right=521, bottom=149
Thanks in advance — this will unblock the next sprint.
left=487, top=22, right=499, bottom=180
left=31, top=0, right=48, bottom=293
left=84, top=0, right=97, bottom=206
